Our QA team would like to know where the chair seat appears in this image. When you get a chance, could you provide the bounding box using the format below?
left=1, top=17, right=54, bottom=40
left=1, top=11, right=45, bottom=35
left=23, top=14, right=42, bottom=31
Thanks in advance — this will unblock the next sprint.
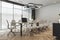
left=12, top=29, right=20, bottom=32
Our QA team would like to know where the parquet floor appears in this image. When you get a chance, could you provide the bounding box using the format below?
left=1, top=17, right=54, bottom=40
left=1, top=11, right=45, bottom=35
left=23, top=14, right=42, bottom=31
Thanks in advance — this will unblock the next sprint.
left=0, top=28, right=54, bottom=40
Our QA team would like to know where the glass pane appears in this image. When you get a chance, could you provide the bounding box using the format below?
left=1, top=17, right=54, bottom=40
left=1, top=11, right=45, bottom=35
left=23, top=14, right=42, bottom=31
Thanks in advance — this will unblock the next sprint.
left=14, top=5, right=22, bottom=22
left=2, top=7, right=13, bottom=14
left=22, top=7, right=32, bottom=20
left=2, top=2, right=13, bottom=29
left=14, top=5, right=22, bottom=9
left=2, top=2, right=13, bottom=8
left=2, top=14, right=12, bottom=29
left=2, top=1, right=32, bottom=29
left=14, top=9, right=22, bottom=22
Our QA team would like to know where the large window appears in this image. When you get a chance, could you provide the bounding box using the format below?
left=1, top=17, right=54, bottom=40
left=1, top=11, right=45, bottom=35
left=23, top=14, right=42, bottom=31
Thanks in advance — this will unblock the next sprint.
left=2, top=1, right=32, bottom=29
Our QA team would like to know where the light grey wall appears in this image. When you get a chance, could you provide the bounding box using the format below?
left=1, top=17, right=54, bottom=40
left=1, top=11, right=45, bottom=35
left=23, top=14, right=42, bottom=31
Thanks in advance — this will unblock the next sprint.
left=0, top=1, right=2, bottom=29
left=36, top=3, right=60, bottom=23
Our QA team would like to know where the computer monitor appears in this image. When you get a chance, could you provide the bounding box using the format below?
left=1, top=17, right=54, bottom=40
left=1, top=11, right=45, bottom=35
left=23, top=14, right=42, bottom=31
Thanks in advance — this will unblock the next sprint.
left=22, top=18, right=27, bottom=22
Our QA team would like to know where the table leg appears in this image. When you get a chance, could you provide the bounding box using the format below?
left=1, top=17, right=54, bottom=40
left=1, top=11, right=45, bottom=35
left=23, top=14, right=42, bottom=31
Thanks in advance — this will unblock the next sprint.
left=20, top=23, right=22, bottom=36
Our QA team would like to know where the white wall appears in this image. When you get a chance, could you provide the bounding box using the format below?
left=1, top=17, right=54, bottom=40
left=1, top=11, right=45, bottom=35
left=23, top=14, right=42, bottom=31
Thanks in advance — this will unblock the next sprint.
left=36, top=3, right=60, bottom=23
left=0, top=1, right=2, bottom=29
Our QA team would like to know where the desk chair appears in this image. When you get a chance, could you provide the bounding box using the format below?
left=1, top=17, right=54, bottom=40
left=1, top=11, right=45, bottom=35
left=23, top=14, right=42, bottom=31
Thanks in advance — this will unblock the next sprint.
left=6, top=20, right=16, bottom=36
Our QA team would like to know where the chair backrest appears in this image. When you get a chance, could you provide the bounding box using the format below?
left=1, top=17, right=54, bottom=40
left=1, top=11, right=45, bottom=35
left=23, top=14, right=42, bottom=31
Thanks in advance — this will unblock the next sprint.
left=6, top=20, right=9, bottom=29
left=11, top=20, right=16, bottom=26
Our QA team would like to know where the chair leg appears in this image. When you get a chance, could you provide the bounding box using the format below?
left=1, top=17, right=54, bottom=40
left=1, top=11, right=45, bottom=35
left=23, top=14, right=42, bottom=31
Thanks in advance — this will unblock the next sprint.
left=7, top=29, right=16, bottom=36
left=11, top=29, right=16, bottom=36
left=12, top=32, right=16, bottom=36
left=7, top=31, right=11, bottom=36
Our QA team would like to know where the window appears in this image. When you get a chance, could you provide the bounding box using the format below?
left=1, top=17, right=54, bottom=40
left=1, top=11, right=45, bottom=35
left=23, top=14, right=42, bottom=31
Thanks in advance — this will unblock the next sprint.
left=1, top=1, right=32, bottom=29
left=2, top=2, right=13, bottom=29
left=14, top=5, right=22, bottom=21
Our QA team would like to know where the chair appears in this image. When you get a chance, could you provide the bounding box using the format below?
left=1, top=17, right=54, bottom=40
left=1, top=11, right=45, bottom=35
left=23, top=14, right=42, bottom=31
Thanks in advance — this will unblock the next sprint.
left=6, top=20, right=16, bottom=36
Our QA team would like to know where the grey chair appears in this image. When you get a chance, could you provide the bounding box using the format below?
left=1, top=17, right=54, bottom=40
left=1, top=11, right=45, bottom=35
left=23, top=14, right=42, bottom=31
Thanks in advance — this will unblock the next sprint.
left=6, top=20, right=16, bottom=36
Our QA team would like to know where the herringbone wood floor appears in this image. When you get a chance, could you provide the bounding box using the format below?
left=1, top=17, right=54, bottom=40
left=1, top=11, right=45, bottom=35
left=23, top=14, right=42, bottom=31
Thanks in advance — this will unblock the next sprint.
left=0, top=28, right=54, bottom=40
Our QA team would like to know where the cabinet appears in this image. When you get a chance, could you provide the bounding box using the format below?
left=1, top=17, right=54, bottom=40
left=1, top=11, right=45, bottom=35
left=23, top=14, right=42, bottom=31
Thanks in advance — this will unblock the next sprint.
left=53, top=23, right=60, bottom=40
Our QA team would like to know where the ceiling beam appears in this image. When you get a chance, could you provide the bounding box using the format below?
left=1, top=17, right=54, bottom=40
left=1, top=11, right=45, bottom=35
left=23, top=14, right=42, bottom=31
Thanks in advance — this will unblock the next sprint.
left=1, top=0, right=25, bottom=6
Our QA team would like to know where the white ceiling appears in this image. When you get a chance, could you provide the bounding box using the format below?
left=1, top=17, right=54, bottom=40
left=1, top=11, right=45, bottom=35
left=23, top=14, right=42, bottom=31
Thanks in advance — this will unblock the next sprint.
left=9, top=0, right=60, bottom=6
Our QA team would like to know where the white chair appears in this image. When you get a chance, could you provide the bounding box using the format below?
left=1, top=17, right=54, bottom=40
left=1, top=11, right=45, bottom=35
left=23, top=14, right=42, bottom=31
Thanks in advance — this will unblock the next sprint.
left=6, top=20, right=16, bottom=36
